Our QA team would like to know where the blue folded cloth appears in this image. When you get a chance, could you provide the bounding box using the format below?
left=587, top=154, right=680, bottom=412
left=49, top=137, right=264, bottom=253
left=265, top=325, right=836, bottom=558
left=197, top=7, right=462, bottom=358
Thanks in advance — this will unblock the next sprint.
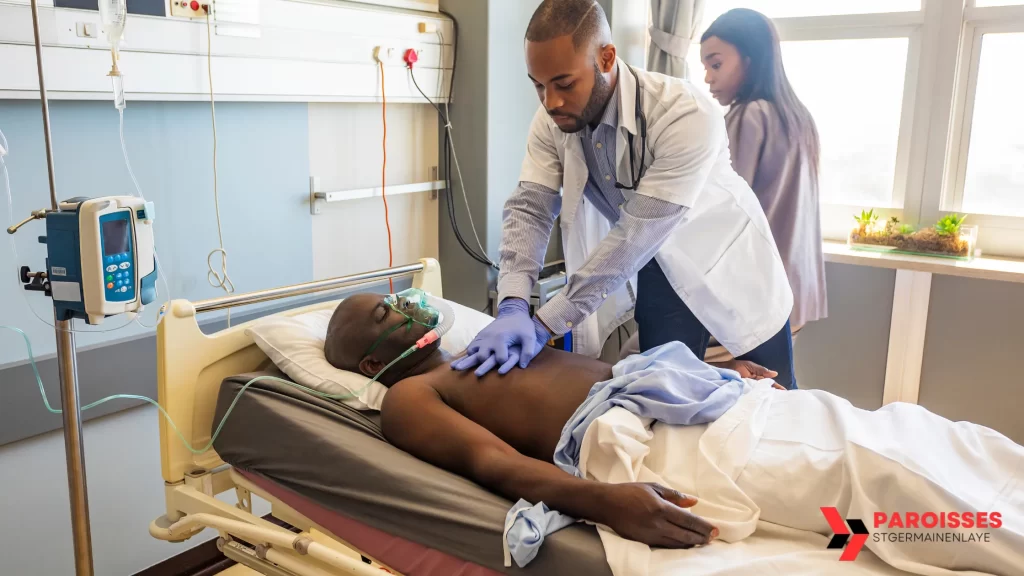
left=503, top=499, right=577, bottom=568
left=504, top=341, right=747, bottom=566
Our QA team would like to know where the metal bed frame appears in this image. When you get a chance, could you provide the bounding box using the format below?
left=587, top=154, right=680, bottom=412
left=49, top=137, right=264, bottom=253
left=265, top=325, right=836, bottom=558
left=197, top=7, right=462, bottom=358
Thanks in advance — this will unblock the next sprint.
left=150, top=259, right=443, bottom=576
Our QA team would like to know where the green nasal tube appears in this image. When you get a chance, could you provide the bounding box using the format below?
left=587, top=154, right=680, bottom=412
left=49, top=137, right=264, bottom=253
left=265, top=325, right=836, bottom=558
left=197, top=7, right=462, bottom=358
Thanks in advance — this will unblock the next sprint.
left=0, top=292, right=454, bottom=458
left=1, top=324, right=416, bottom=457
left=370, top=345, right=417, bottom=383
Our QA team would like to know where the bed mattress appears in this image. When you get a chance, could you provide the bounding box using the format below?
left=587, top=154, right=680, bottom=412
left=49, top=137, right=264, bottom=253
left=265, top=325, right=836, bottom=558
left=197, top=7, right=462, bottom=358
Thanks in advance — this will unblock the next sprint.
left=212, top=371, right=612, bottom=576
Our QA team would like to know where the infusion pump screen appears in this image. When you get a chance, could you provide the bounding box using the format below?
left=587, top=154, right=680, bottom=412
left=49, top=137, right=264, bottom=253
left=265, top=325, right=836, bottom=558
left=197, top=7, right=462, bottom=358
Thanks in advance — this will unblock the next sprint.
left=102, top=219, right=130, bottom=256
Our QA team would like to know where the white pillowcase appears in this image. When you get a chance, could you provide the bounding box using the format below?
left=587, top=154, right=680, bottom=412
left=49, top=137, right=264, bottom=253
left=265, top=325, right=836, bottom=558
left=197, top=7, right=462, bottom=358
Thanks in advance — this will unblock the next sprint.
left=245, top=298, right=492, bottom=411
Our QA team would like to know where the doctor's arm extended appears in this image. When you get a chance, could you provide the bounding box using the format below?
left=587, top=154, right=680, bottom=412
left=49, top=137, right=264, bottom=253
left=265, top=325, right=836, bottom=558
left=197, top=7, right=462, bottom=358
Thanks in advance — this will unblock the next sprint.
left=452, top=107, right=566, bottom=376
left=455, top=103, right=725, bottom=376
left=537, top=103, right=725, bottom=340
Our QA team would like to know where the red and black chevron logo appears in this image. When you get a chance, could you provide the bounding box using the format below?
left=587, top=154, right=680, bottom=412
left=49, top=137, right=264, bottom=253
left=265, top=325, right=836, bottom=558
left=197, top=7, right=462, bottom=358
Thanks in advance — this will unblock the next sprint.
left=821, top=507, right=870, bottom=561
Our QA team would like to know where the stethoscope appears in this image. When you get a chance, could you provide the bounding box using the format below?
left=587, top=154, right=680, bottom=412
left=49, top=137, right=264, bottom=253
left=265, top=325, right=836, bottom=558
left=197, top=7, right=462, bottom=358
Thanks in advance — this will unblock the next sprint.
left=613, top=64, right=648, bottom=192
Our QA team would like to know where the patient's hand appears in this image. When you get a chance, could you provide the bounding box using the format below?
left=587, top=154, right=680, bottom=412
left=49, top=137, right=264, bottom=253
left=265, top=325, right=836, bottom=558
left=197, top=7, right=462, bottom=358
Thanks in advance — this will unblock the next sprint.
left=596, top=483, right=718, bottom=548
left=712, top=360, right=785, bottom=389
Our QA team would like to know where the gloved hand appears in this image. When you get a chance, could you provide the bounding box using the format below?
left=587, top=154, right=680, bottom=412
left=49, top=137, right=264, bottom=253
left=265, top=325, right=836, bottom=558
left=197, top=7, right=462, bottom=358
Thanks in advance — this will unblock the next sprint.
left=451, top=298, right=552, bottom=376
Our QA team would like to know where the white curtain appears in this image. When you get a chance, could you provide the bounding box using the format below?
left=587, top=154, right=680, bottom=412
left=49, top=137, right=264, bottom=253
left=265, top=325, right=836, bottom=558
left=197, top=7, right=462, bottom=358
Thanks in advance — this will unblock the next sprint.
left=647, top=0, right=706, bottom=78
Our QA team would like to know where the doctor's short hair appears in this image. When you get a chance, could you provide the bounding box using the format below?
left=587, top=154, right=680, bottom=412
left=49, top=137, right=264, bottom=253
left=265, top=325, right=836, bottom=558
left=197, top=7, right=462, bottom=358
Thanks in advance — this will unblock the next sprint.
left=526, top=0, right=611, bottom=49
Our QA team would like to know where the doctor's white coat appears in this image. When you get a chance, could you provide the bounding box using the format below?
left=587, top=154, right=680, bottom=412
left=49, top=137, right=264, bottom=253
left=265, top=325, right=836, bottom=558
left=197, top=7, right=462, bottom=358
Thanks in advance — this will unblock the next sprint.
left=520, top=59, right=793, bottom=358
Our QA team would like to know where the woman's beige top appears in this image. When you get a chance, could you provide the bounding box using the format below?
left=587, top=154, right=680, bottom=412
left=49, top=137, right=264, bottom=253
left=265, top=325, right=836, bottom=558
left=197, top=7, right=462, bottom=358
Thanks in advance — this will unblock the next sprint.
left=726, top=100, right=827, bottom=327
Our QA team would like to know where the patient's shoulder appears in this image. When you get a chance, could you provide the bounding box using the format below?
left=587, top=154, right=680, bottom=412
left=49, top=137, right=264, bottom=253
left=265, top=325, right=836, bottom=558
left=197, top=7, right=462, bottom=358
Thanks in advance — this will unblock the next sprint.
left=380, top=374, right=442, bottom=438
left=381, top=374, right=437, bottom=412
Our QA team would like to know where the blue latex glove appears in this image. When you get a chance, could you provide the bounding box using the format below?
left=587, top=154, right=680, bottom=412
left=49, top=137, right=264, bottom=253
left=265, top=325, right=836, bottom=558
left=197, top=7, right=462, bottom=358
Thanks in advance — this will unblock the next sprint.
left=452, top=298, right=552, bottom=376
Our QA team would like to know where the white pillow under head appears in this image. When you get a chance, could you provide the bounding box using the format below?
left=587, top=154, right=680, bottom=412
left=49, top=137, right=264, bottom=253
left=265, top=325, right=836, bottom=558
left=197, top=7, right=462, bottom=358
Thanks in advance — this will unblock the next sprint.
left=245, top=297, right=492, bottom=411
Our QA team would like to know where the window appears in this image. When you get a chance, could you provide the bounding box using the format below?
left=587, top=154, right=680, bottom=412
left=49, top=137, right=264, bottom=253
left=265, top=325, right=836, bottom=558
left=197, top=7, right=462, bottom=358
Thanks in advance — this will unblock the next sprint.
left=698, top=0, right=920, bottom=32
left=973, top=0, right=1024, bottom=6
left=781, top=39, right=909, bottom=207
left=676, top=0, right=1024, bottom=256
left=938, top=1, right=1024, bottom=243
left=960, top=33, right=1024, bottom=217
left=690, top=0, right=921, bottom=230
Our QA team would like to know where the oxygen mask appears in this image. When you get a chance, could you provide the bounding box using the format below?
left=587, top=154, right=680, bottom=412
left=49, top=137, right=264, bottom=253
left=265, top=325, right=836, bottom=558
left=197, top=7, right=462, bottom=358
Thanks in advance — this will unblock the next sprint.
left=362, top=289, right=455, bottom=383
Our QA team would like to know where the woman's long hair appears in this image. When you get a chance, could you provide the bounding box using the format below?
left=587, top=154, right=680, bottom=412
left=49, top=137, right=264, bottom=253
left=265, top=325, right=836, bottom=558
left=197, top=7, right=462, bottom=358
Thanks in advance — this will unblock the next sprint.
left=702, top=9, right=820, bottom=173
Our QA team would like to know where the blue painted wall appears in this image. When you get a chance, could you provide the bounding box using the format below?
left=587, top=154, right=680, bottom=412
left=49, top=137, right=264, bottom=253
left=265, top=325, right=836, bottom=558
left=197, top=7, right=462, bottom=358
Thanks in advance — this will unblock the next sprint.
left=0, top=100, right=312, bottom=365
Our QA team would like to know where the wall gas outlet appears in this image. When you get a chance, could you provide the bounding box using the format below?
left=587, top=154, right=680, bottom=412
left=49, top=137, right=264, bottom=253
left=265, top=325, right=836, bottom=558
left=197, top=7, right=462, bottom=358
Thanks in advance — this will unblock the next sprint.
left=170, top=0, right=209, bottom=19
left=373, top=45, right=399, bottom=63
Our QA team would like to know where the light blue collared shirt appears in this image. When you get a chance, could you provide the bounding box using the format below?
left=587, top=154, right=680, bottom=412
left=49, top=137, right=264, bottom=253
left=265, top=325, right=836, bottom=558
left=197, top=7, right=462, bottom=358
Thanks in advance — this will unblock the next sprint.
left=497, top=72, right=687, bottom=334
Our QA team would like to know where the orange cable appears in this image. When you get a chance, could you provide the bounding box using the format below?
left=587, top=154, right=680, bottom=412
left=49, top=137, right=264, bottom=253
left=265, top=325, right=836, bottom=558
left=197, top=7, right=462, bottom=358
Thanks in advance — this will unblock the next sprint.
left=379, top=61, right=394, bottom=293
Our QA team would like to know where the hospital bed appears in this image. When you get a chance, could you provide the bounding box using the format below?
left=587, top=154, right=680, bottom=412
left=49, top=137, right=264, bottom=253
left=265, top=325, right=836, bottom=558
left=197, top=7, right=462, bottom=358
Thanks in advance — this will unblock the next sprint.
left=149, top=259, right=610, bottom=576
left=150, top=259, right=909, bottom=576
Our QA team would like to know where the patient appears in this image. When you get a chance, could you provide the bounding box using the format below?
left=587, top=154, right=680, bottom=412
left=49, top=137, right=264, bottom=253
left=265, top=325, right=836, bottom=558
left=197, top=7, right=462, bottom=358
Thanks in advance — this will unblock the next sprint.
left=325, top=294, right=1023, bottom=572
left=324, top=294, right=775, bottom=547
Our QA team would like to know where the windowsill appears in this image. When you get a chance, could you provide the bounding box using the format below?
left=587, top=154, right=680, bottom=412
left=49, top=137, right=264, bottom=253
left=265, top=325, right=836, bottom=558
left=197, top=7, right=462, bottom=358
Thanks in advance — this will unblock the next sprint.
left=823, top=240, right=1024, bottom=284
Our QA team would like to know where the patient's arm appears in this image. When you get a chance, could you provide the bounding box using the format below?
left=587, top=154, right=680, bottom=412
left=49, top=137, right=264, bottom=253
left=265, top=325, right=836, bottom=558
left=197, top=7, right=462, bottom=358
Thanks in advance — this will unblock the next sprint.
left=381, top=377, right=718, bottom=548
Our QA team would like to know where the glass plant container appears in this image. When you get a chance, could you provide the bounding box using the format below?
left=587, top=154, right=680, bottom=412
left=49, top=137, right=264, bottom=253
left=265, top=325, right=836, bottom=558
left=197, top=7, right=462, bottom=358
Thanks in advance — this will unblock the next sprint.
left=848, top=213, right=977, bottom=261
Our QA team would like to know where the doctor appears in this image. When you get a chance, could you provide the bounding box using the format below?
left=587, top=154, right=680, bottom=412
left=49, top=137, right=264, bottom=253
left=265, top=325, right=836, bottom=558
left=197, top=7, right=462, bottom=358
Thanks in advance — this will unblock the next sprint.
left=452, top=0, right=797, bottom=388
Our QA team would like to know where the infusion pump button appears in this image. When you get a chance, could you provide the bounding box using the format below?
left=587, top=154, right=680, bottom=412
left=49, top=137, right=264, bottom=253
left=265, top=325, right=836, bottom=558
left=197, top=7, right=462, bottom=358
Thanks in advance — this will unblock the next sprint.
left=106, top=264, right=118, bottom=273
left=119, top=262, right=131, bottom=270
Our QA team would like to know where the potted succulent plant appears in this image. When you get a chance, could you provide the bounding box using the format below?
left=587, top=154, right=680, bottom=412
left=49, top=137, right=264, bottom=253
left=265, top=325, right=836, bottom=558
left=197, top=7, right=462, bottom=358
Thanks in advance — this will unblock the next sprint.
left=848, top=212, right=978, bottom=260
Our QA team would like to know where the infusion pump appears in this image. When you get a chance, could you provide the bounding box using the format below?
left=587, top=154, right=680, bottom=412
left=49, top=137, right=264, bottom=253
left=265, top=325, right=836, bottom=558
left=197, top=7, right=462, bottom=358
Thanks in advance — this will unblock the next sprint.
left=44, top=196, right=157, bottom=325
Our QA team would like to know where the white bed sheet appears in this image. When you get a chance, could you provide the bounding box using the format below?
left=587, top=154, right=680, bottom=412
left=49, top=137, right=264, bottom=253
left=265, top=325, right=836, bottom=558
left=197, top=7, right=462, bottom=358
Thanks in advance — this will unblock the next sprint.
left=578, top=383, right=1023, bottom=576
left=581, top=405, right=906, bottom=575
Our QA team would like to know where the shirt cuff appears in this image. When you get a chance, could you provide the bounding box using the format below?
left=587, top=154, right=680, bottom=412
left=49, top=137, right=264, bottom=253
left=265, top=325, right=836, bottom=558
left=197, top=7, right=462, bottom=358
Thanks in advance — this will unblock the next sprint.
left=497, top=273, right=534, bottom=305
left=535, top=292, right=585, bottom=337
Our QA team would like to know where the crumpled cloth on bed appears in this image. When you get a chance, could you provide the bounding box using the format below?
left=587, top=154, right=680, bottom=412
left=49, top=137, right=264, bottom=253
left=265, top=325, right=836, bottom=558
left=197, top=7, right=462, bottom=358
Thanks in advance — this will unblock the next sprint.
left=583, top=383, right=1024, bottom=576
left=503, top=341, right=747, bottom=567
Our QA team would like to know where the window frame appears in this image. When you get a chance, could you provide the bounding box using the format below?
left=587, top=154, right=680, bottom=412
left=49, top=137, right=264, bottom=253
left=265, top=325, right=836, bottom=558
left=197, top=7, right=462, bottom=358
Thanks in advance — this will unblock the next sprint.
left=759, top=11, right=926, bottom=241
left=929, top=2, right=1024, bottom=257
left=692, top=0, right=1024, bottom=257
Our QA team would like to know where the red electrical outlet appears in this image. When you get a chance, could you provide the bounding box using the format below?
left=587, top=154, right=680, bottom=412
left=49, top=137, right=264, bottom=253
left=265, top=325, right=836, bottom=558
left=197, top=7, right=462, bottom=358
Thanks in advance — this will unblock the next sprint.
left=170, top=0, right=207, bottom=18
left=403, top=48, right=419, bottom=68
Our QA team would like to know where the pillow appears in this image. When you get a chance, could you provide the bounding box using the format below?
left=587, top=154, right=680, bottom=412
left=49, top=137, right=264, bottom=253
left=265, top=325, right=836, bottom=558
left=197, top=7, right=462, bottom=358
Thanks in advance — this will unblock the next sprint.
left=245, top=297, right=492, bottom=411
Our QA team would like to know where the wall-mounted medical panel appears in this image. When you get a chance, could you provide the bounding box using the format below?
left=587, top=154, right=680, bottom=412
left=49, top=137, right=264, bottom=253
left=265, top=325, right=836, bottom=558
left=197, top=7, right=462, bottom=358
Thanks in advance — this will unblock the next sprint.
left=0, top=0, right=453, bottom=103
left=54, top=0, right=165, bottom=17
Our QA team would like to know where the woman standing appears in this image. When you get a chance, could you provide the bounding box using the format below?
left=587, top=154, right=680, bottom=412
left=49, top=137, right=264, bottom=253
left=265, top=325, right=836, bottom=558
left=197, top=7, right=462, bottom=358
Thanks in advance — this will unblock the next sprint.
left=699, top=8, right=827, bottom=338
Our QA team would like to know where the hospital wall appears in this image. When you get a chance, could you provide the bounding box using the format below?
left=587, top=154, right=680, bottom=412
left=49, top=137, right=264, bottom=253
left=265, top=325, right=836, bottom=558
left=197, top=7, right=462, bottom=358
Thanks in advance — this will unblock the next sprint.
left=0, top=98, right=439, bottom=573
left=0, top=99, right=439, bottom=443
left=792, top=263, right=1024, bottom=445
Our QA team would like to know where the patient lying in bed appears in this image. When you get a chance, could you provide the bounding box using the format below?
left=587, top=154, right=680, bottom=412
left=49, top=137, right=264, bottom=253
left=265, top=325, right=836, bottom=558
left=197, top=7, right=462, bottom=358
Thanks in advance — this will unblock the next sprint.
left=325, top=294, right=1023, bottom=575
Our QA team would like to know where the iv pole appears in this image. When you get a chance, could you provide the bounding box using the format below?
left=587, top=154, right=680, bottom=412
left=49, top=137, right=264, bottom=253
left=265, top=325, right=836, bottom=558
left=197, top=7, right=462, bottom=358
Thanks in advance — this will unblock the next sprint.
left=29, top=1, right=96, bottom=574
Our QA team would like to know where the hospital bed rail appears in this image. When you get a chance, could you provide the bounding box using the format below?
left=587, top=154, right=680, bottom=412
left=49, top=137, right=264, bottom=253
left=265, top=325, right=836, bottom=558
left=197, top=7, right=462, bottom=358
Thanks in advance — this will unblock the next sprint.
left=185, top=261, right=428, bottom=314
left=153, top=259, right=444, bottom=576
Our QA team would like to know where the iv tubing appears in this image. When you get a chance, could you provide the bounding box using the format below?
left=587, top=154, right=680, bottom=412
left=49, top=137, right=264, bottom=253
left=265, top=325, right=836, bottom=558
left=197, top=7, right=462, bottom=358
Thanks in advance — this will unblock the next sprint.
left=117, top=108, right=172, bottom=328
left=1, top=325, right=415, bottom=456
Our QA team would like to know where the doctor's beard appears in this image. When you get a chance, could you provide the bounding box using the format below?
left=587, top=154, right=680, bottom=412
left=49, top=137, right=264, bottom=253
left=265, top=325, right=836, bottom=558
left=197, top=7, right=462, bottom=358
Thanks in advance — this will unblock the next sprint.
left=549, top=63, right=614, bottom=134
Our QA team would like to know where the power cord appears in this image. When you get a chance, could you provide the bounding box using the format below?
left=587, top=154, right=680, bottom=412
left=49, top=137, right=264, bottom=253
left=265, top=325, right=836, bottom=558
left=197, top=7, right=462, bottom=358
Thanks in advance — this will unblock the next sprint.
left=379, top=61, right=395, bottom=293
left=437, top=20, right=496, bottom=269
left=436, top=26, right=491, bottom=267
left=407, top=17, right=497, bottom=270
left=205, top=9, right=236, bottom=326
